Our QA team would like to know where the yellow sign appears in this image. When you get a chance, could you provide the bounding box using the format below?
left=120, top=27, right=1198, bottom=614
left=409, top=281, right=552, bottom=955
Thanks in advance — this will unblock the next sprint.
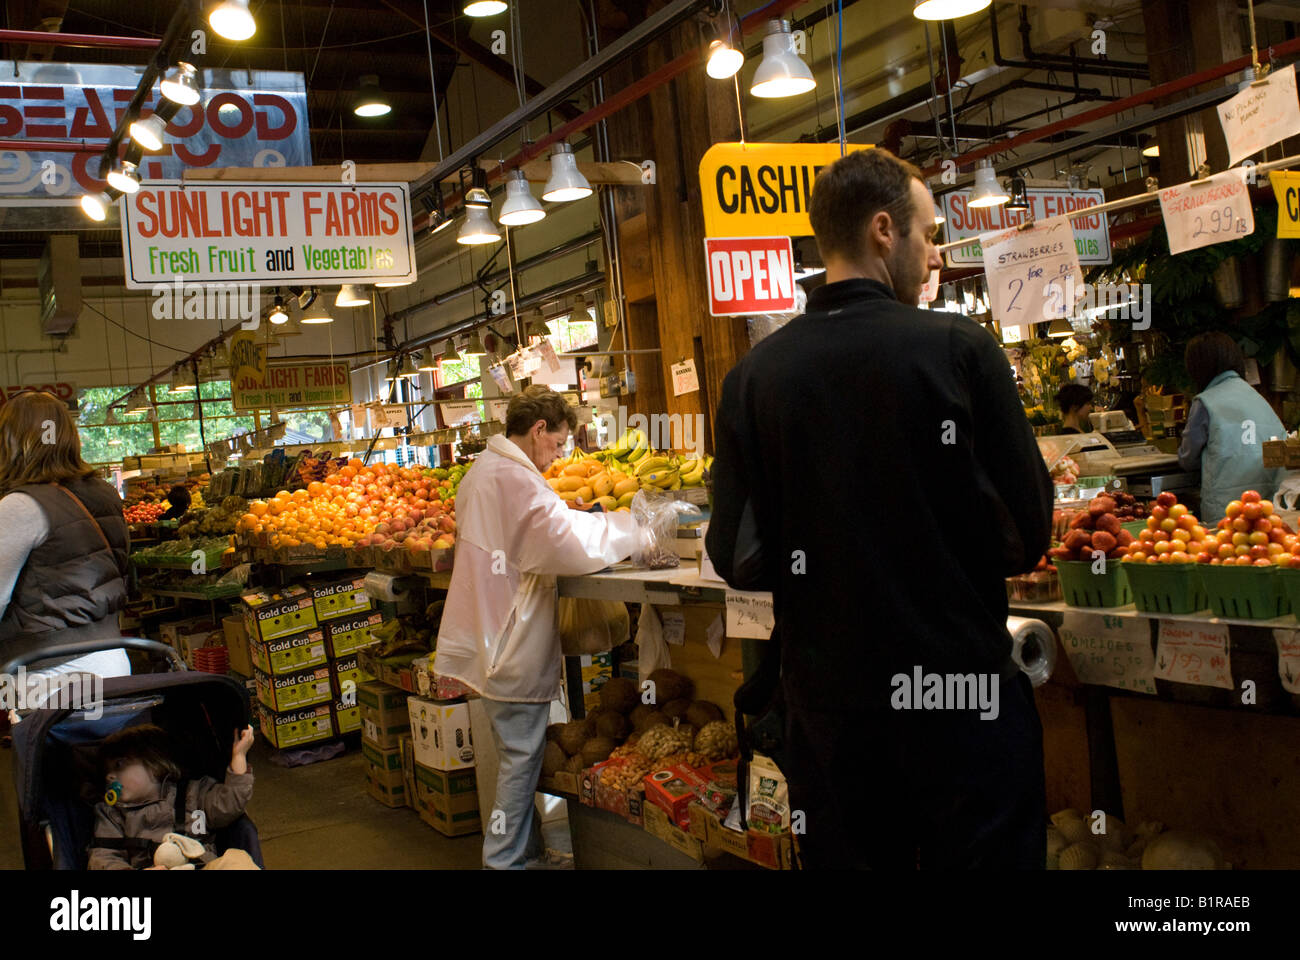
left=232, top=360, right=352, bottom=411
left=698, top=141, right=873, bottom=238
left=228, top=331, right=268, bottom=384
left=1269, top=170, right=1300, bottom=238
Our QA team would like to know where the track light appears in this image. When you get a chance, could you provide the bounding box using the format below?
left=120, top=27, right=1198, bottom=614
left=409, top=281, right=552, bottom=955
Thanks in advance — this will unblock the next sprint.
left=458, top=205, right=501, bottom=245
left=374, top=278, right=413, bottom=288
left=129, top=113, right=168, bottom=152
left=968, top=161, right=1009, bottom=208
left=106, top=160, right=141, bottom=195
left=464, top=1, right=507, bottom=16
left=354, top=75, right=391, bottom=118
left=706, top=8, right=743, bottom=80
left=209, top=0, right=257, bottom=41
left=161, top=62, right=201, bottom=106
left=335, top=284, right=370, bottom=307
left=430, top=187, right=454, bottom=235
left=1141, top=136, right=1160, bottom=158
left=542, top=142, right=592, bottom=202
left=462, top=331, right=486, bottom=358
left=301, top=296, right=334, bottom=323
left=498, top=168, right=546, bottom=225
left=417, top=347, right=439, bottom=371
left=80, top=190, right=115, bottom=221
left=913, top=0, right=992, bottom=19
left=268, top=296, right=288, bottom=324
left=443, top=339, right=462, bottom=364
left=1006, top=176, right=1030, bottom=211
left=750, top=20, right=815, bottom=99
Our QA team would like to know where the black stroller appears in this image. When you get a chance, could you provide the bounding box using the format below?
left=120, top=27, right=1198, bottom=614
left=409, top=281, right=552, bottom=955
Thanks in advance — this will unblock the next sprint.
left=7, top=638, right=264, bottom=870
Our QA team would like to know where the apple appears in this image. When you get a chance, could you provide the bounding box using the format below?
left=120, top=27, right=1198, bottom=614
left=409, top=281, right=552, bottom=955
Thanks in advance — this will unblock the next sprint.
left=1249, top=545, right=1270, bottom=560
left=1254, top=557, right=1273, bottom=567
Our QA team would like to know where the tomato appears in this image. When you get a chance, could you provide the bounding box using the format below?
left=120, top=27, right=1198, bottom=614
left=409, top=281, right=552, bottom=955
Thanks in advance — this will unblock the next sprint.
left=1241, top=490, right=1261, bottom=503
left=1150, top=505, right=1169, bottom=522
left=1156, top=491, right=1178, bottom=508
left=1242, top=502, right=1263, bottom=521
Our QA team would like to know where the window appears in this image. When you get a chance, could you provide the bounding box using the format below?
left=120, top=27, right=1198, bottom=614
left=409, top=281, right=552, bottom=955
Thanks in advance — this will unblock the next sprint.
left=156, top=381, right=255, bottom=450
left=545, top=309, right=598, bottom=354
left=438, top=354, right=480, bottom=387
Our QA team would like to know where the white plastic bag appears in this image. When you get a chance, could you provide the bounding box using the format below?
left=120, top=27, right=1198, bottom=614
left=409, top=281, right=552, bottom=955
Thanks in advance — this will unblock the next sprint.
left=636, top=603, right=672, bottom=688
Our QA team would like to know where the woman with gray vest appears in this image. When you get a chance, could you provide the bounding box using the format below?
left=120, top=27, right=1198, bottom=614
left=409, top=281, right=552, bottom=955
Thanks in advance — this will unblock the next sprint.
left=1178, top=332, right=1288, bottom=521
left=0, top=391, right=131, bottom=681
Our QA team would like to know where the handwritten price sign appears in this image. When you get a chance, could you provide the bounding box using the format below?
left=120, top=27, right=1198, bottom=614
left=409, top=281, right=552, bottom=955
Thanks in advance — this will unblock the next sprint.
left=1158, top=169, right=1254, bottom=255
left=1059, top=611, right=1157, bottom=694
left=724, top=588, right=774, bottom=639
left=981, top=216, right=1083, bottom=336
left=1155, top=620, right=1232, bottom=689
left=1217, top=63, right=1300, bottom=167
left=1272, top=628, right=1300, bottom=694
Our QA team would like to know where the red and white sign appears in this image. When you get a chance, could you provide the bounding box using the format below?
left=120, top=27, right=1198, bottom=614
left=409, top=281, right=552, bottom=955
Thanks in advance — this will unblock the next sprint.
left=1, top=382, right=77, bottom=406
left=705, top=236, right=796, bottom=316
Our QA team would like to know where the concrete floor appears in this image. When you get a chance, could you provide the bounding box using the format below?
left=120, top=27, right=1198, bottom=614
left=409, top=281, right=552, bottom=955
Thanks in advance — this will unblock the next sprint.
left=0, top=737, right=571, bottom=870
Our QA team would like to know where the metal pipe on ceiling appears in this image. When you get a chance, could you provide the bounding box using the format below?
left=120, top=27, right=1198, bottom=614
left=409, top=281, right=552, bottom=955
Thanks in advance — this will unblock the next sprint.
left=988, top=3, right=1149, bottom=79
left=0, top=28, right=160, bottom=49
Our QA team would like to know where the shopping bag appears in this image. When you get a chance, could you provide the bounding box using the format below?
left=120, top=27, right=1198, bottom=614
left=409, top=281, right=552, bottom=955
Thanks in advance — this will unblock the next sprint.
left=635, top=603, right=672, bottom=687
left=557, top=598, right=629, bottom=656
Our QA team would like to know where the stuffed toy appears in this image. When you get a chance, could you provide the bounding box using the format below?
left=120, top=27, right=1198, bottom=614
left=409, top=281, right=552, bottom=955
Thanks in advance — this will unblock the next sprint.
left=153, top=833, right=207, bottom=870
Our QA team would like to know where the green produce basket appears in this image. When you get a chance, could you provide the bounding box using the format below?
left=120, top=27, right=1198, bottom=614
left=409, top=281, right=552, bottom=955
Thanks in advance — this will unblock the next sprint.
left=1121, top=520, right=1148, bottom=538
left=1197, top=565, right=1290, bottom=620
left=1054, top=559, right=1132, bottom=607
left=1275, top=568, right=1300, bottom=623
left=1120, top=561, right=1207, bottom=614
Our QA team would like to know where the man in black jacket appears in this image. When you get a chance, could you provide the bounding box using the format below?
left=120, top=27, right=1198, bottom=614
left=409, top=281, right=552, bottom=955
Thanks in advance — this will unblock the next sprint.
left=706, top=148, right=1053, bottom=869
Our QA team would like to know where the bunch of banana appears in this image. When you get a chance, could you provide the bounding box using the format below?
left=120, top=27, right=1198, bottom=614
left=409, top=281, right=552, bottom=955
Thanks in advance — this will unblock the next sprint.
left=608, top=428, right=649, bottom=464
left=678, top=457, right=706, bottom=487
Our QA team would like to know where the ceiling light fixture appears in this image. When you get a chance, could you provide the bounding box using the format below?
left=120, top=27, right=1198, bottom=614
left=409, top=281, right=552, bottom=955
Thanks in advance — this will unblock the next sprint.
left=353, top=75, right=391, bottom=118
left=1005, top=176, right=1030, bottom=211
left=462, top=331, right=486, bottom=358
left=128, top=113, right=168, bottom=152
left=457, top=205, right=501, bottom=245
left=498, top=168, right=546, bottom=225
left=335, top=284, right=370, bottom=307
left=706, top=6, right=744, bottom=80
left=268, top=296, right=288, bottom=324
left=416, top=347, right=439, bottom=371
left=80, top=190, right=116, bottom=221
left=106, top=160, right=141, bottom=195
left=542, top=141, right=592, bottom=202
left=301, top=297, right=334, bottom=324
left=750, top=20, right=816, bottom=99
left=1048, top=316, right=1074, bottom=338
left=209, top=0, right=257, bottom=41
left=912, top=0, right=992, bottom=20
left=160, top=62, right=201, bottom=106
left=968, top=160, right=1009, bottom=208
left=464, top=1, right=508, bottom=16
left=443, top=338, right=462, bottom=364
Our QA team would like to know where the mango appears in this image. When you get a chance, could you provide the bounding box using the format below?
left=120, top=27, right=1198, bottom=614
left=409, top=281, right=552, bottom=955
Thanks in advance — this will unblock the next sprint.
left=576, top=485, right=593, bottom=502
left=562, top=463, right=588, bottom=477
left=591, top=473, right=614, bottom=498
left=616, top=491, right=635, bottom=508
left=557, top=476, right=585, bottom=492
left=612, top=478, right=638, bottom=498
left=559, top=491, right=580, bottom=501
left=547, top=477, right=564, bottom=492
left=594, top=496, right=617, bottom=511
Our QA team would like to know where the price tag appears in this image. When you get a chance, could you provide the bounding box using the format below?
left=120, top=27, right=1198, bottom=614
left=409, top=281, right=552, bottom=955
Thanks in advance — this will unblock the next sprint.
left=981, top=215, right=1083, bottom=332
left=1217, top=63, right=1300, bottom=166
left=1158, top=168, right=1254, bottom=255
left=1272, top=629, right=1300, bottom=693
left=706, top=613, right=725, bottom=658
left=371, top=404, right=406, bottom=429
left=488, top=398, right=510, bottom=424
left=439, top=401, right=479, bottom=425
left=1058, top=611, right=1157, bottom=694
left=535, top=337, right=562, bottom=374
left=671, top=359, right=699, bottom=396
left=488, top=363, right=513, bottom=393
left=725, top=588, right=774, bottom=639
left=918, top=267, right=940, bottom=304
left=1155, top=620, right=1232, bottom=689
left=661, top=609, right=686, bottom=646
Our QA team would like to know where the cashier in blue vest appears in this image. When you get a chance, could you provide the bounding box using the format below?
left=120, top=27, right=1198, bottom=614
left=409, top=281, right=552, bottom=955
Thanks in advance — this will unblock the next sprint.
left=1178, top=331, right=1288, bottom=520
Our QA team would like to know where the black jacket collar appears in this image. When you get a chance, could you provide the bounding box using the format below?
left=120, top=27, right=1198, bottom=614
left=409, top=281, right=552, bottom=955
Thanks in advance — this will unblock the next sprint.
left=806, top=278, right=899, bottom=314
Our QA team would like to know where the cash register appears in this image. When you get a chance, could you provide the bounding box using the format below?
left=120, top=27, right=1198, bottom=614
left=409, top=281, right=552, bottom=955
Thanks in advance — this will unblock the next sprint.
left=1041, top=409, right=1199, bottom=501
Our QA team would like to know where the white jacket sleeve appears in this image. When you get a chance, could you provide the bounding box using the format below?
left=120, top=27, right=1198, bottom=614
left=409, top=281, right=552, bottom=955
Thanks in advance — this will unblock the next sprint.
left=509, top=483, right=642, bottom=576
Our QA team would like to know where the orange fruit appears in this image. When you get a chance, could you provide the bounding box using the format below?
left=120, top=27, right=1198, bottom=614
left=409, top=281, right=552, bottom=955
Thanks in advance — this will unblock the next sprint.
left=308, top=481, right=325, bottom=497
left=249, top=500, right=268, bottom=517
left=291, top=489, right=309, bottom=503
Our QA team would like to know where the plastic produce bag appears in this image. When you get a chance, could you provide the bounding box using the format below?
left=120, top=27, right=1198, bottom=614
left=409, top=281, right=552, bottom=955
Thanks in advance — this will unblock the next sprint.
left=1272, top=471, right=1300, bottom=510
left=636, top=603, right=672, bottom=686
left=557, top=598, right=630, bottom=656
left=631, top=490, right=703, bottom=569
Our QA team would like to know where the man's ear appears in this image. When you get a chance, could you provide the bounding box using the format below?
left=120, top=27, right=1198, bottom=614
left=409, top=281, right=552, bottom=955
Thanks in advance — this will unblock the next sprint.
left=869, top=210, right=893, bottom=254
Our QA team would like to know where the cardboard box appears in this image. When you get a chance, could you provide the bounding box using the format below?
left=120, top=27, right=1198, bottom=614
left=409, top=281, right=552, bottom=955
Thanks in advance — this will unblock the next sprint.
left=160, top=617, right=219, bottom=669
left=1263, top=439, right=1300, bottom=469
left=643, top=764, right=710, bottom=829
left=254, top=664, right=333, bottom=712
left=581, top=759, right=645, bottom=825
left=411, top=654, right=472, bottom=701
left=407, top=697, right=474, bottom=771
left=222, top=615, right=253, bottom=677
left=240, top=586, right=317, bottom=643
left=642, top=799, right=705, bottom=862
left=325, top=611, right=382, bottom=659
left=365, top=769, right=406, bottom=808
left=357, top=681, right=410, bottom=749
left=330, top=651, right=375, bottom=699
left=569, top=652, right=612, bottom=715
left=258, top=702, right=335, bottom=750
left=333, top=697, right=361, bottom=735
left=687, top=801, right=795, bottom=870
left=412, top=762, right=480, bottom=836
left=249, top=627, right=329, bottom=677
left=359, top=648, right=418, bottom=693
left=400, top=736, right=417, bottom=804
left=362, top=738, right=404, bottom=787
left=310, top=575, right=373, bottom=621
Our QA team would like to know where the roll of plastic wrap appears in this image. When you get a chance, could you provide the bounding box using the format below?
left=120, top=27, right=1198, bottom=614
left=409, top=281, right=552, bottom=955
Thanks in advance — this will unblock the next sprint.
left=1007, top=616, right=1058, bottom=686
left=364, top=571, right=408, bottom=603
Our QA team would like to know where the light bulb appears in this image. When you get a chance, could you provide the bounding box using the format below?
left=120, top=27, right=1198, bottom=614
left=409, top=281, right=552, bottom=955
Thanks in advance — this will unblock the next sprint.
left=106, top=161, right=141, bottom=195
left=750, top=20, right=815, bottom=99
left=542, top=142, right=592, bottom=202
left=209, top=0, right=256, bottom=41
left=160, top=62, right=201, bottom=106
left=707, top=40, right=744, bottom=80
left=129, top=113, right=167, bottom=152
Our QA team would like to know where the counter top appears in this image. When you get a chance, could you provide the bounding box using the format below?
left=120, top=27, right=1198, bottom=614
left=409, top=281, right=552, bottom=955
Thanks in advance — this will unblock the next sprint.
left=1008, top=598, right=1300, bottom=630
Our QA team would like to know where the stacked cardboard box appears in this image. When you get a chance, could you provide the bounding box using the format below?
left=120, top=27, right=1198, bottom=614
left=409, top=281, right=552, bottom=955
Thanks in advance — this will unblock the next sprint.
left=407, top=695, right=480, bottom=836
left=160, top=616, right=221, bottom=669
left=310, top=575, right=378, bottom=733
left=359, top=681, right=410, bottom=808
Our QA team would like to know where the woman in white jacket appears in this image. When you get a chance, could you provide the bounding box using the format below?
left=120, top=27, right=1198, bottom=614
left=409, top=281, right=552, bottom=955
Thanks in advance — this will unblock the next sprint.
left=434, top=386, right=642, bottom=869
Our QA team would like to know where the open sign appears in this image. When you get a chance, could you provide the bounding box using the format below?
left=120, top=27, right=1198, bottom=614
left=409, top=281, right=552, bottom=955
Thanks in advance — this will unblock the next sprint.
left=704, top=236, right=796, bottom=317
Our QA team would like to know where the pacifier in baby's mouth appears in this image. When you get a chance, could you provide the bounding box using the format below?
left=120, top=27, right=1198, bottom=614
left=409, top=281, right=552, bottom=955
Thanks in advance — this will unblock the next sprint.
left=104, top=781, right=123, bottom=806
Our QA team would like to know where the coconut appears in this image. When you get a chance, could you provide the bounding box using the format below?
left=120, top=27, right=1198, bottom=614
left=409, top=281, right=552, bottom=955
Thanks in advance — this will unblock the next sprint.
left=563, top=754, right=584, bottom=774
left=662, top=698, right=691, bottom=721
left=686, top=700, right=724, bottom=728
left=581, top=707, right=605, bottom=738
left=632, top=709, right=668, bottom=733
left=541, top=741, right=565, bottom=777
left=595, top=712, right=630, bottom=741
left=646, top=668, right=692, bottom=705
left=599, top=677, right=638, bottom=714
left=545, top=723, right=563, bottom=743
left=557, top=720, right=588, bottom=757
left=629, top=704, right=656, bottom=729
left=580, top=736, right=617, bottom=767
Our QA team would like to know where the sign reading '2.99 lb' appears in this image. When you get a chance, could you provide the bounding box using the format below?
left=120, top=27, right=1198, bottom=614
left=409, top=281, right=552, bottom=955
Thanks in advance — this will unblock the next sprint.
left=119, top=180, right=417, bottom=289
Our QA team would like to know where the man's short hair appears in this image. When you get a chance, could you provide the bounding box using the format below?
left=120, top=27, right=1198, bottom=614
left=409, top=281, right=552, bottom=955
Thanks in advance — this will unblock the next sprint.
left=505, top=384, right=578, bottom=436
left=809, top=148, right=924, bottom=263
left=1057, top=383, right=1094, bottom=416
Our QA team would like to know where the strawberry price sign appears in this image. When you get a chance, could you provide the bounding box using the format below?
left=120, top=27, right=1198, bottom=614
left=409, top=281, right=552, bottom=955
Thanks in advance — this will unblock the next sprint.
left=1156, top=620, right=1232, bottom=689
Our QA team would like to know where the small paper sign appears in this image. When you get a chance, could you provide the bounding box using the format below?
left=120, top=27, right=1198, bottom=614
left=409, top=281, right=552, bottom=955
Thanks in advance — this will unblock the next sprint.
left=661, top=609, right=686, bottom=646
left=671, top=359, right=699, bottom=396
left=369, top=403, right=406, bottom=429
left=439, top=401, right=479, bottom=425
left=488, top=398, right=510, bottom=424
left=725, top=588, right=774, bottom=639
left=488, top=363, right=513, bottom=393
left=919, top=267, right=940, bottom=304
left=535, top=338, right=562, bottom=374
left=981, top=215, right=1083, bottom=332
left=1217, top=63, right=1300, bottom=166
left=1158, top=168, right=1254, bottom=255
left=706, top=613, right=725, bottom=658
left=1269, top=170, right=1300, bottom=239
left=1272, top=628, right=1300, bottom=694
left=1155, top=620, right=1232, bottom=689
left=1058, top=611, right=1157, bottom=694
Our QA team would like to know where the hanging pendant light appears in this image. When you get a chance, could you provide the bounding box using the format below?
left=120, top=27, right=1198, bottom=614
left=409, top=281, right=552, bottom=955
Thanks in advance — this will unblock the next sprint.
left=527, top=307, right=551, bottom=340
left=750, top=20, right=816, bottom=99
left=1141, top=136, right=1159, bottom=158
left=464, top=167, right=491, bottom=208
left=104, top=406, right=119, bottom=426
left=171, top=365, right=197, bottom=392
left=1005, top=176, right=1030, bottom=211
left=968, top=161, right=1009, bottom=208
left=145, top=404, right=159, bottom=423
left=209, top=0, right=257, bottom=41
left=80, top=190, right=115, bottom=221
left=464, top=1, right=507, bottom=16
left=1048, top=317, right=1074, bottom=338
left=706, top=7, right=744, bottom=80
left=458, top=205, right=501, bottom=245
left=430, top=206, right=454, bottom=234
left=542, top=142, right=592, bottom=202
left=301, top=297, right=334, bottom=324
left=498, top=169, right=546, bottom=225
left=353, top=75, right=391, bottom=117
left=268, top=296, right=288, bottom=324
left=397, top=353, right=421, bottom=379
left=126, top=390, right=150, bottom=415
left=129, top=113, right=167, bottom=151
left=375, top=278, right=413, bottom=288
left=336, top=284, right=370, bottom=307
left=913, top=0, right=992, bottom=20
left=443, top=338, right=463, bottom=364
left=106, top=160, right=141, bottom=195
left=416, top=347, right=439, bottom=371
left=161, top=62, right=201, bottom=106
left=462, top=331, right=486, bottom=358
left=211, top=340, right=231, bottom=371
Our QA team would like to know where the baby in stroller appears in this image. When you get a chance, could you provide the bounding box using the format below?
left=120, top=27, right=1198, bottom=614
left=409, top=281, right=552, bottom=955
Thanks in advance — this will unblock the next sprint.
left=88, top=723, right=259, bottom=870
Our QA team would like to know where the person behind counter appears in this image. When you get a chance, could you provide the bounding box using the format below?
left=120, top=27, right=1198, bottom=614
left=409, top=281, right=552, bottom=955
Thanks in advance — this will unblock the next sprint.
left=1179, top=331, right=1287, bottom=520
left=159, top=484, right=191, bottom=521
left=1056, top=384, right=1094, bottom=434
